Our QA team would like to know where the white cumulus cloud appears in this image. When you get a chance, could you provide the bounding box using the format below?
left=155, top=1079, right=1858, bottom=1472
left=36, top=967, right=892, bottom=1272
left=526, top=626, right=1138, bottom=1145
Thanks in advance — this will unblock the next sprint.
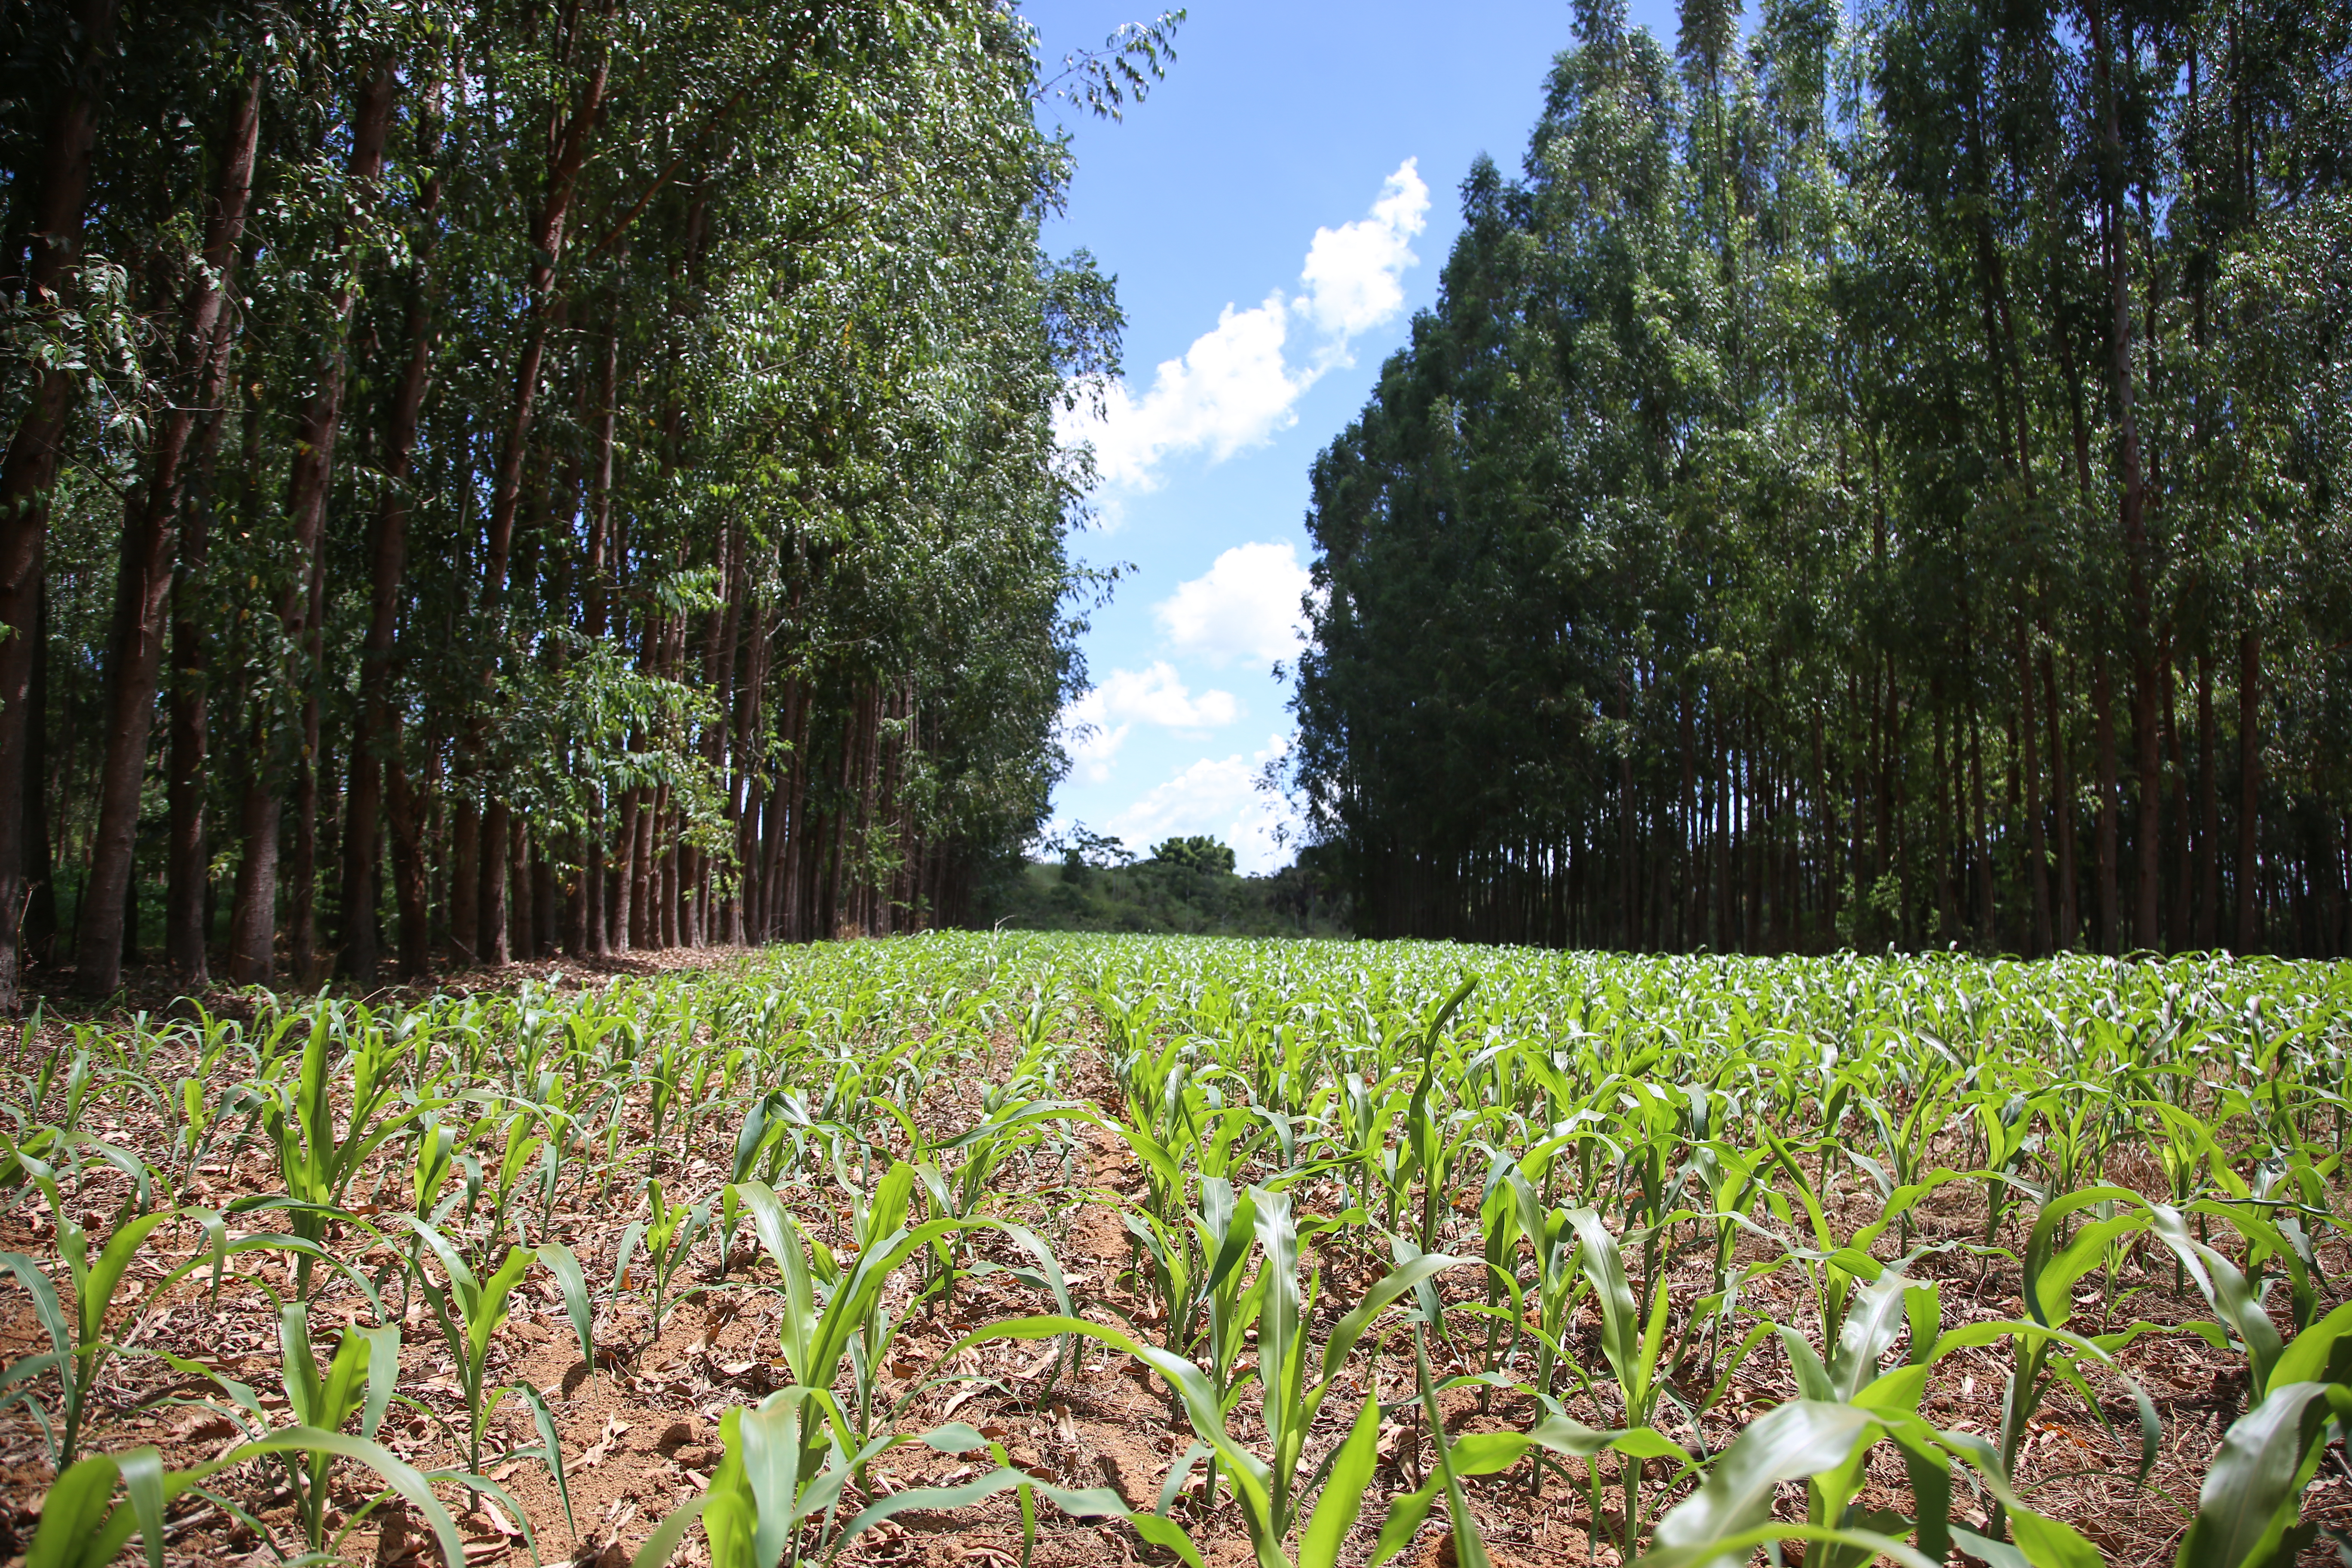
left=1299, top=159, right=1430, bottom=342
left=1063, top=159, right=1429, bottom=493
left=1155, top=541, right=1314, bottom=667
left=1109, top=734, right=1301, bottom=874
left=1063, top=292, right=1304, bottom=491
left=1059, top=662, right=1240, bottom=782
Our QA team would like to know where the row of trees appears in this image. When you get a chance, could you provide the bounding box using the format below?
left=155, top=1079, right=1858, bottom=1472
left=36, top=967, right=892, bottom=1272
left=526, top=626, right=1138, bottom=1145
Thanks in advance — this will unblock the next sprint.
left=1292, top=0, right=2351, bottom=956
left=0, top=0, right=1174, bottom=1006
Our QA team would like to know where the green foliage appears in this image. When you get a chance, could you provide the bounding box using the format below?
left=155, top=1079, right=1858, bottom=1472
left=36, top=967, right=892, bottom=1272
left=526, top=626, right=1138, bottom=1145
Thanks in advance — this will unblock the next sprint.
left=990, top=854, right=1350, bottom=937
left=1289, top=0, right=2352, bottom=959
left=0, top=0, right=1166, bottom=997
left=1150, top=836, right=1237, bottom=875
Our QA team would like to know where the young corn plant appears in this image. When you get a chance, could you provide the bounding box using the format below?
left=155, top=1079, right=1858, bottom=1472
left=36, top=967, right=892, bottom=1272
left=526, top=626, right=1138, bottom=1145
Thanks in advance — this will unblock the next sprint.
left=953, top=1185, right=1485, bottom=1568
left=153, top=1302, right=527, bottom=1560
left=402, top=1218, right=591, bottom=1524
left=729, top=1172, right=1073, bottom=1484
left=610, top=1176, right=711, bottom=1343
left=0, top=1182, right=338, bottom=1467
left=632, top=1396, right=1205, bottom=1568
left=243, top=1010, right=438, bottom=1297
left=21, top=1433, right=467, bottom=1568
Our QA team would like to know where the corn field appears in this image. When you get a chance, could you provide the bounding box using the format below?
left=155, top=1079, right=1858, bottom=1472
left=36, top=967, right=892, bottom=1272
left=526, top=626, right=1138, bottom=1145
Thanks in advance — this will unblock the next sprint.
left=4, top=935, right=2352, bottom=1568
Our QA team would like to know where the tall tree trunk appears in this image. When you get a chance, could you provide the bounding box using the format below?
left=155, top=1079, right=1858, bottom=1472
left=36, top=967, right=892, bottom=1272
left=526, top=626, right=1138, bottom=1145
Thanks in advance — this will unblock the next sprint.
left=448, top=798, right=479, bottom=964
left=2164, top=647, right=2191, bottom=948
left=2197, top=652, right=2218, bottom=948
left=479, top=797, right=511, bottom=965
left=630, top=787, right=656, bottom=949
left=21, top=586, right=56, bottom=968
left=2017, top=622, right=2051, bottom=953
left=162, top=246, right=249, bottom=980
left=612, top=784, right=638, bottom=952
left=0, top=0, right=114, bottom=1012
left=287, top=548, right=328, bottom=982
left=385, top=731, right=431, bottom=977
left=2043, top=649, right=2077, bottom=947
left=2094, top=649, right=2120, bottom=954
left=466, top=33, right=607, bottom=962
left=225, top=706, right=279, bottom=982
left=343, top=76, right=441, bottom=984
left=1969, top=696, right=1993, bottom=946
left=2092, top=0, right=2162, bottom=952
left=578, top=307, right=619, bottom=957
left=2237, top=628, right=2260, bottom=949
left=79, top=72, right=260, bottom=995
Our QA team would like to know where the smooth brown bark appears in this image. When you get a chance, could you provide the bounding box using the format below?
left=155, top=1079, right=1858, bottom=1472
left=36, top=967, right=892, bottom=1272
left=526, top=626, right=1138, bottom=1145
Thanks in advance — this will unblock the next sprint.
left=2043, top=650, right=2078, bottom=948
left=224, top=707, right=279, bottom=982
left=2092, top=0, right=2161, bottom=953
left=343, top=76, right=443, bottom=985
left=2238, top=629, right=2260, bottom=948
left=0, top=0, right=114, bottom=1011
left=256, top=64, right=394, bottom=985
left=2017, top=622, right=2051, bottom=954
left=448, top=797, right=479, bottom=965
left=21, top=587, right=55, bottom=967
left=2094, top=650, right=2120, bottom=954
left=163, top=251, right=248, bottom=980
left=2197, top=652, right=2219, bottom=947
left=385, top=735, right=431, bottom=977
left=612, top=785, right=638, bottom=952
left=82, top=74, right=260, bottom=994
left=478, top=798, right=510, bottom=966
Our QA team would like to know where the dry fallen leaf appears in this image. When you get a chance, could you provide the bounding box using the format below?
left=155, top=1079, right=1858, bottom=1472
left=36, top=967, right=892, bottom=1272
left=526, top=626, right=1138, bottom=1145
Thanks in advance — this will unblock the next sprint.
left=579, top=1415, right=630, bottom=1469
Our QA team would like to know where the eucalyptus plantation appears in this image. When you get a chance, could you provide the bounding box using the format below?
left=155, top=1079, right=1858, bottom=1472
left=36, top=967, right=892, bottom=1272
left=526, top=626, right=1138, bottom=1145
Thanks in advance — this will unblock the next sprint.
left=1292, top=0, right=2352, bottom=958
left=0, top=0, right=1176, bottom=1003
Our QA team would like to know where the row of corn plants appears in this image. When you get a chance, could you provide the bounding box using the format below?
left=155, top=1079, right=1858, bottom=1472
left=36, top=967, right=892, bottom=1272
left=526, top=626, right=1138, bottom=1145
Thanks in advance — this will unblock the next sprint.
left=3, top=934, right=2350, bottom=1568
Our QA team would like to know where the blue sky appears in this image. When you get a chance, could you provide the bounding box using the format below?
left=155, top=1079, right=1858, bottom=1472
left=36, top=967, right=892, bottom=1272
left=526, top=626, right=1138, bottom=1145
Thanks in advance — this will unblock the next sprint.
left=1027, top=0, right=1681, bottom=873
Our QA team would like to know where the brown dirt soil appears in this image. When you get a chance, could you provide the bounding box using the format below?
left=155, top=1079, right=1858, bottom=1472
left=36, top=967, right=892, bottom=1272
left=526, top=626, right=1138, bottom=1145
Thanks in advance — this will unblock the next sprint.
left=0, top=955, right=2343, bottom=1568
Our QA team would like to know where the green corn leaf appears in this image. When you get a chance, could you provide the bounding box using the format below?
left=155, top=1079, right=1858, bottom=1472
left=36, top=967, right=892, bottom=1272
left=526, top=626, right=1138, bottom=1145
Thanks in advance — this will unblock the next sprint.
left=1297, top=1389, right=1381, bottom=1568
left=469, top=1245, right=534, bottom=1373
left=630, top=1497, right=707, bottom=1568
left=2267, top=1301, right=2352, bottom=1390
left=0, top=1250, right=70, bottom=1367
left=116, top=1445, right=167, bottom=1568
left=2010, top=1508, right=2105, bottom=1568
left=24, top=1451, right=144, bottom=1568
left=354, top=1323, right=401, bottom=1440
left=514, top=1379, right=577, bottom=1536
left=1648, top=1400, right=1877, bottom=1568
left=278, top=1304, right=325, bottom=1429
left=1641, top=1522, right=1941, bottom=1568
left=80, top=1211, right=175, bottom=1344
left=1563, top=1208, right=1640, bottom=1404
left=2176, top=1381, right=2350, bottom=1568
left=703, top=1408, right=759, bottom=1568
left=536, top=1241, right=595, bottom=1363
left=730, top=1395, right=802, bottom=1568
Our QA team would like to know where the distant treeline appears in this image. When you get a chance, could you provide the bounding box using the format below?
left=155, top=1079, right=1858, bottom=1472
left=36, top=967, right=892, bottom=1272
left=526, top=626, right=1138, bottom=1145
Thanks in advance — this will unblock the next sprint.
left=1292, top=0, right=2352, bottom=956
left=0, top=0, right=1176, bottom=1006
left=990, top=837, right=1351, bottom=938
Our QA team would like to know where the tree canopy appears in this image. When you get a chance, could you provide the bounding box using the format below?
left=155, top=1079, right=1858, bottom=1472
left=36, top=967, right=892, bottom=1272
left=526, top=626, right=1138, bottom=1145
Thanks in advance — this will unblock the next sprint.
left=1148, top=834, right=1236, bottom=875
